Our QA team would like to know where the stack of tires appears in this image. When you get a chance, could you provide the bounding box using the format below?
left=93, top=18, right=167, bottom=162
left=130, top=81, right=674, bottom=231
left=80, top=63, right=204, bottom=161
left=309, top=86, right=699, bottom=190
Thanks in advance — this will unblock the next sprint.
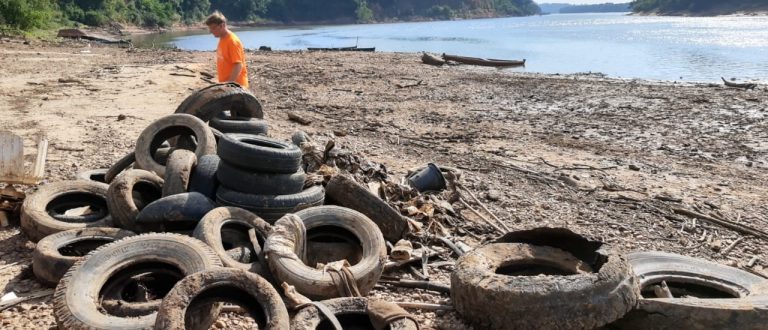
left=215, top=133, right=325, bottom=222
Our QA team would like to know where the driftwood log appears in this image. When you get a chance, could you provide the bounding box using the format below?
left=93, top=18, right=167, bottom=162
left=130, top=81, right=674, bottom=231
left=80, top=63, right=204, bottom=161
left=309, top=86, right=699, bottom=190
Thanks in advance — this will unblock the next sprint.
left=325, top=174, right=409, bottom=242
left=721, top=77, right=757, bottom=90
left=421, top=53, right=445, bottom=66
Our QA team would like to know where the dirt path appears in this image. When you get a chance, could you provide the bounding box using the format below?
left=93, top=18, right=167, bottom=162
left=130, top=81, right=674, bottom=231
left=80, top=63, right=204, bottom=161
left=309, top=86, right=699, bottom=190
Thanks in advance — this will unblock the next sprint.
left=0, top=37, right=766, bottom=329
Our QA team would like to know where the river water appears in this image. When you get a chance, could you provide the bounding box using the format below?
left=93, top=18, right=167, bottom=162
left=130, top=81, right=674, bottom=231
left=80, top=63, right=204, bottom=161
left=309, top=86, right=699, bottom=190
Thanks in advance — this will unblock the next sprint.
left=133, top=13, right=768, bottom=83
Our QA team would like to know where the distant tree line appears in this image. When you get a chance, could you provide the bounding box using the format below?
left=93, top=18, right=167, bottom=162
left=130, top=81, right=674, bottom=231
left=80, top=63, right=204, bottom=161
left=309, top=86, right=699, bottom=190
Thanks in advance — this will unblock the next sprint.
left=630, top=0, right=768, bottom=14
left=0, top=0, right=540, bottom=32
left=560, top=3, right=630, bottom=14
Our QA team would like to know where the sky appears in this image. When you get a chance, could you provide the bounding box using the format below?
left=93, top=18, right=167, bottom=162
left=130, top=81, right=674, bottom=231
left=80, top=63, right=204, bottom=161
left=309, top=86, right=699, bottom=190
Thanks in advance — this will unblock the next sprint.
left=538, top=0, right=629, bottom=4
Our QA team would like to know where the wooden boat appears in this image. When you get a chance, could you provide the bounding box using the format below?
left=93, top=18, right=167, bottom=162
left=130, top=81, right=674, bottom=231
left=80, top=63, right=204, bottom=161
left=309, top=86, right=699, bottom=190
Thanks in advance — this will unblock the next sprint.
left=442, top=53, right=525, bottom=67
left=307, top=46, right=375, bottom=52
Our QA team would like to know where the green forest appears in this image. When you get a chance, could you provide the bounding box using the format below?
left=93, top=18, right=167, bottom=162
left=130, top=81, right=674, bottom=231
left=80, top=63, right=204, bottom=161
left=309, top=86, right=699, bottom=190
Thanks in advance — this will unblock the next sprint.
left=630, top=0, right=768, bottom=14
left=0, top=0, right=540, bottom=32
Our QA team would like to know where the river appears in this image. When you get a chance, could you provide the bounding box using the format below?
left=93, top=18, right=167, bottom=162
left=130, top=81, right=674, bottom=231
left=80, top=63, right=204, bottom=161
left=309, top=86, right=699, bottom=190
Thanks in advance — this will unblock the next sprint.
left=132, top=13, right=768, bottom=83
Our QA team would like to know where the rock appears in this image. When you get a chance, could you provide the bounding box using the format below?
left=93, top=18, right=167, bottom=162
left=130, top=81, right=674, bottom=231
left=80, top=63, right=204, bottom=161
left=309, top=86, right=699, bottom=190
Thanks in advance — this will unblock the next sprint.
left=486, top=190, right=501, bottom=201
left=213, top=320, right=225, bottom=329
left=709, top=239, right=723, bottom=252
left=628, top=164, right=641, bottom=171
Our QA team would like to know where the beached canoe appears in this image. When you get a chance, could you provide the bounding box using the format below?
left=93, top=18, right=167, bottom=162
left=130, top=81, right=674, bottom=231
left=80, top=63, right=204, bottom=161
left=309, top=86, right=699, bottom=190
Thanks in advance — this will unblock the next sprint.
left=307, top=46, right=375, bottom=52
left=442, top=54, right=525, bottom=67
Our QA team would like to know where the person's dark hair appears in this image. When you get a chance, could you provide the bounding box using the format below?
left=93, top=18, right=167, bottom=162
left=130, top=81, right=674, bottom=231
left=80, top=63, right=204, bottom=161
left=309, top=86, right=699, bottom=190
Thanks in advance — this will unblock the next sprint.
left=205, top=11, right=226, bottom=25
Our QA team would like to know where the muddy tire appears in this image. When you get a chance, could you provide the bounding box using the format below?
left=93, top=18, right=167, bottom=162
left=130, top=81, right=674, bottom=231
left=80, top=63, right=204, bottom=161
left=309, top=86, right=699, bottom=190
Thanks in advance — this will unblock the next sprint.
left=193, top=207, right=272, bottom=275
left=107, top=169, right=163, bottom=232
left=216, top=161, right=306, bottom=195
left=209, top=116, right=269, bottom=135
left=451, top=242, right=639, bottom=330
left=33, top=227, right=135, bottom=287
left=264, top=206, right=386, bottom=300
left=21, top=181, right=113, bottom=243
left=154, top=268, right=289, bottom=330
left=105, top=152, right=136, bottom=184
left=134, top=114, right=215, bottom=178
left=162, top=149, right=197, bottom=196
left=216, top=185, right=325, bottom=222
left=189, top=155, right=220, bottom=199
left=217, top=134, right=302, bottom=173
left=175, top=83, right=263, bottom=120
left=136, top=193, right=216, bottom=232
left=609, top=251, right=768, bottom=330
left=291, top=297, right=418, bottom=330
left=53, top=233, right=221, bottom=330
left=74, top=168, right=108, bottom=183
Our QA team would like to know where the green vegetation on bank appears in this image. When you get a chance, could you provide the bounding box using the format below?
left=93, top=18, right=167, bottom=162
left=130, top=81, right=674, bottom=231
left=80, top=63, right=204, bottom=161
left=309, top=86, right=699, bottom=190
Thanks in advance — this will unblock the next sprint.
left=560, top=3, right=630, bottom=14
left=0, top=0, right=540, bottom=32
left=630, top=0, right=768, bottom=14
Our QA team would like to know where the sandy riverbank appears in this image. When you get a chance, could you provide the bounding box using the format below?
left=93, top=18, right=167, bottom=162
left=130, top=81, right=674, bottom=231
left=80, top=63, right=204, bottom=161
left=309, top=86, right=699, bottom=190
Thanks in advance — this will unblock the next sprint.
left=0, top=38, right=766, bottom=329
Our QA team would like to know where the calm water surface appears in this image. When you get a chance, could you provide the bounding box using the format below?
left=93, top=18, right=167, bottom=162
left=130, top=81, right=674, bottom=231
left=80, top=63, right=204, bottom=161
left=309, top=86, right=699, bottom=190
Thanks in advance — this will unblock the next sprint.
left=134, top=13, right=768, bottom=82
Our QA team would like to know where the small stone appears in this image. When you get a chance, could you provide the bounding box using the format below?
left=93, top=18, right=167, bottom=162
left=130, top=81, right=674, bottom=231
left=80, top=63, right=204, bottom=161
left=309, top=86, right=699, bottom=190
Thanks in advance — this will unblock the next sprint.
left=710, top=239, right=723, bottom=252
left=214, top=321, right=225, bottom=329
left=628, top=164, right=641, bottom=171
left=486, top=190, right=501, bottom=201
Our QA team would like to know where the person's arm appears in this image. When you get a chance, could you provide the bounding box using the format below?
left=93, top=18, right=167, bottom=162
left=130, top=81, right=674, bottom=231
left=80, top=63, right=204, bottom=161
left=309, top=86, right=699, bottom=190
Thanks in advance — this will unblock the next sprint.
left=227, top=62, right=243, bottom=82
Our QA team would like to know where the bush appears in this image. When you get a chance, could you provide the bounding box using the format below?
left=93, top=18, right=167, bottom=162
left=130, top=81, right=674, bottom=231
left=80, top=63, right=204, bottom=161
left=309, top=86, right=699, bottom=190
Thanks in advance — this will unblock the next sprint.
left=0, top=0, right=56, bottom=30
left=426, top=5, right=455, bottom=19
left=83, top=10, right=109, bottom=26
left=355, top=0, right=374, bottom=23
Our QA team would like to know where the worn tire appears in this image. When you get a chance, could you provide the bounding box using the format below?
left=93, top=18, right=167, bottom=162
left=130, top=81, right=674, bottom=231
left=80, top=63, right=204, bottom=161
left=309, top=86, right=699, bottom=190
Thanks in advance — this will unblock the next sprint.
left=193, top=207, right=272, bottom=275
left=451, top=242, right=638, bottom=330
left=188, top=154, right=220, bottom=199
left=216, top=161, right=306, bottom=195
left=609, top=251, right=768, bottom=330
left=291, top=297, right=418, bottom=330
left=33, top=227, right=135, bottom=287
left=154, top=268, right=289, bottom=330
left=107, top=169, right=163, bottom=232
left=21, top=180, right=113, bottom=243
left=135, top=114, right=215, bottom=178
left=217, top=134, right=302, bottom=173
left=105, top=152, right=136, bottom=184
left=53, top=233, right=221, bottom=330
left=264, top=206, right=386, bottom=300
left=162, top=149, right=197, bottom=196
left=209, top=116, right=268, bottom=135
left=175, top=83, right=263, bottom=120
left=74, top=169, right=108, bottom=183
left=135, top=192, right=216, bottom=232
left=216, top=185, right=325, bottom=222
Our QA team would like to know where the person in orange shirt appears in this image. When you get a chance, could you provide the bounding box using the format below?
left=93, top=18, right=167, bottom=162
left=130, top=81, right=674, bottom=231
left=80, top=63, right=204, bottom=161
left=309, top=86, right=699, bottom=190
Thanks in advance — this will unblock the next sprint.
left=205, top=11, right=249, bottom=88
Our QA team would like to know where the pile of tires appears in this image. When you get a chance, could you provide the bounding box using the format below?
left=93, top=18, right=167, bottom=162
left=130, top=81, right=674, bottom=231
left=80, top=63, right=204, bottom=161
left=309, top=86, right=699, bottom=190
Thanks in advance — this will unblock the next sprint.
left=215, top=133, right=325, bottom=222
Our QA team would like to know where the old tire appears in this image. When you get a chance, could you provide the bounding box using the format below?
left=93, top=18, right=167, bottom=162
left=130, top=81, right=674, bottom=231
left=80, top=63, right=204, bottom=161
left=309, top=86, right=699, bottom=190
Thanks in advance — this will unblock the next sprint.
left=264, top=206, right=386, bottom=300
left=609, top=251, right=768, bottom=330
left=107, top=169, right=163, bottom=232
left=53, top=233, right=221, bottom=330
left=175, top=83, right=263, bottom=120
left=154, top=268, right=289, bottom=330
left=216, top=161, right=306, bottom=195
left=209, top=116, right=269, bottom=135
left=291, top=297, right=418, bottom=330
left=105, top=152, right=136, bottom=184
left=193, top=207, right=272, bottom=275
left=216, top=185, right=325, bottom=222
left=217, top=134, right=302, bottom=173
left=75, top=169, right=108, bottom=183
left=33, top=227, right=135, bottom=287
left=135, top=114, right=215, bottom=178
left=188, top=154, right=220, bottom=199
left=451, top=242, right=638, bottom=330
left=162, top=149, right=197, bottom=196
left=135, top=192, right=216, bottom=232
left=21, top=180, right=113, bottom=243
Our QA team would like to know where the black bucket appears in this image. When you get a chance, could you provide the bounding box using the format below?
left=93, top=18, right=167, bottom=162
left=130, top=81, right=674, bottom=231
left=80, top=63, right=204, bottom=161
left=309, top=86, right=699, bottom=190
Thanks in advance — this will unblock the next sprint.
left=407, top=163, right=447, bottom=192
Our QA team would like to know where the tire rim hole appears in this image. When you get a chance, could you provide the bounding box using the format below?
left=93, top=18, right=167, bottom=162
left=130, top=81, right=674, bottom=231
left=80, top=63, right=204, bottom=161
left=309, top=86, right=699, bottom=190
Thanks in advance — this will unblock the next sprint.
left=47, top=193, right=108, bottom=222
left=88, top=173, right=106, bottom=182
left=132, top=181, right=162, bottom=209
left=318, top=312, right=379, bottom=330
left=306, top=226, right=363, bottom=267
left=58, top=238, right=113, bottom=257
left=496, top=228, right=607, bottom=272
left=186, top=285, right=267, bottom=328
left=221, top=223, right=262, bottom=263
left=641, top=280, right=739, bottom=299
left=240, top=137, right=282, bottom=149
left=495, top=261, right=578, bottom=276
left=151, top=126, right=198, bottom=154
left=99, top=262, right=185, bottom=313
